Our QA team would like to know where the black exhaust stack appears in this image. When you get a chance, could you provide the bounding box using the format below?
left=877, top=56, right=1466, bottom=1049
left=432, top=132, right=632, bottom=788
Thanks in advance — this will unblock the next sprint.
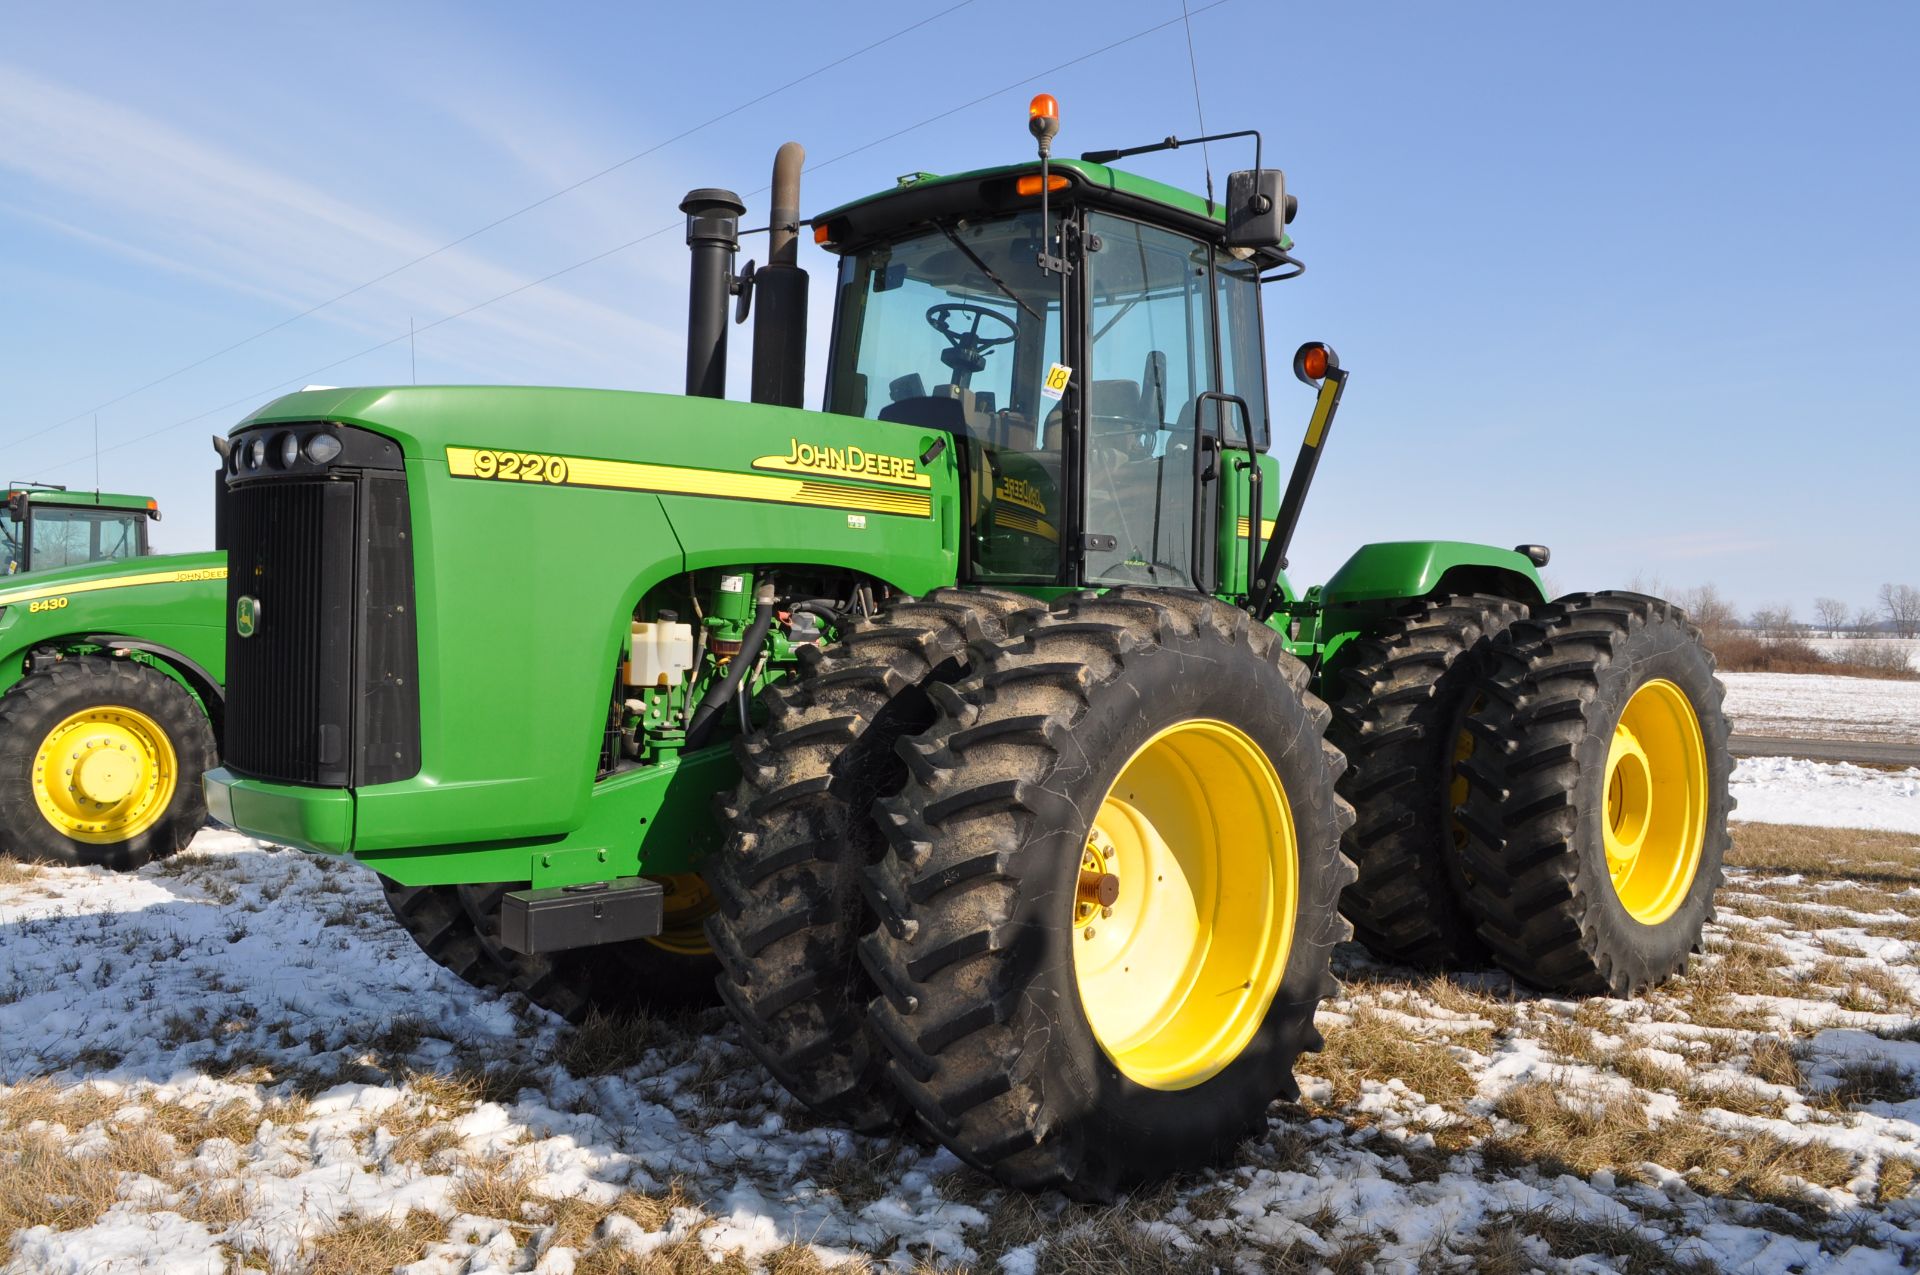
left=751, top=142, right=809, bottom=409
left=681, top=188, right=745, bottom=399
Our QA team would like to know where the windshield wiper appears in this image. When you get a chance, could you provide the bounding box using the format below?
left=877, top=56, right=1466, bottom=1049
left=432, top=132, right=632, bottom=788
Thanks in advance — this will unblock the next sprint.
left=938, top=224, right=1041, bottom=323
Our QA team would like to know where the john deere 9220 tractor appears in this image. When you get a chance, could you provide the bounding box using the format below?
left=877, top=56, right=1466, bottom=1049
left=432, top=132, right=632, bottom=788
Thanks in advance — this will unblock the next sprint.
left=205, top=99, right=1731, bottom=1196
left=0, top=484, right=225, bottom=869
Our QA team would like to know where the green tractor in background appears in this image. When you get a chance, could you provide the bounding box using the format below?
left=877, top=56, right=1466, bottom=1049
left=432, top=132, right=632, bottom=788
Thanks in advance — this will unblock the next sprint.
left=204, top=99, right=1731, bottom=1197
left=0, top=484, right=226, bottom=869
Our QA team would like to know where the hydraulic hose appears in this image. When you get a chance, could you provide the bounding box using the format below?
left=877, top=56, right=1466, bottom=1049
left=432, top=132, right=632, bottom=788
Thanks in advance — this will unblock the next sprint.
left=685, top=583, right=776, bottom=749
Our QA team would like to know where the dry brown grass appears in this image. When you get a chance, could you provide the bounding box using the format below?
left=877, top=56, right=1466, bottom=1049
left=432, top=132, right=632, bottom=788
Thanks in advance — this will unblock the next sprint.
left=1748, top=1036, right=1807, bottom=1088
left=1727, top=824, right=1920, bottom=882
left=573, top=1237, right=753, bottom=1275
left=557, top=1009, right=670, bottom=1078
left=0, top=1127, right=125, bottom=1243
left=968, top=1187, right=1320, bottom=1275
left=1484, top=1080, right=1855, bottom=1211
left=0, top=858, right=40, bottom=885
left=1818, top=1060, right=1920, bottom=1111
left=1298, top=1010, right=1477, bottom=1109
left=1879, top=1156, right=1917, bottom=1203
left=305, top=1208, right=444, bottom=1274
left=450, top=1154, right=541, bottom=1220
left=1470, top=1207, right=1721, bottom=1275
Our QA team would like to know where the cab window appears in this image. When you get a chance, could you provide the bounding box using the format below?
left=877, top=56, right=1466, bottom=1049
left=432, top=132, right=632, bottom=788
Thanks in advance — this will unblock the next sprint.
left=826, top=211, right=1067, bottom=582
left=29, top=507, right=147, bottom=571
left=1081, top=214, right=1216, bottom=587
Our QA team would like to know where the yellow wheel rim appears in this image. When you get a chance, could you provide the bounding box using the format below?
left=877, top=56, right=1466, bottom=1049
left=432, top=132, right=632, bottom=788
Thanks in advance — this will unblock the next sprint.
left=1603, top=679, right=1708, bottom=925
left=1072, top=719, right=1296, bottom=1091
left=31, top=705, right=177, bottom=845
left=646, top=873, right=716, bottom=956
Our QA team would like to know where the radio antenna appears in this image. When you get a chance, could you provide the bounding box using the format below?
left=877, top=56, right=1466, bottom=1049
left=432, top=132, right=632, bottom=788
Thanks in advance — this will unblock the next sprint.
left=1179, top=0, right=1214, bottom=213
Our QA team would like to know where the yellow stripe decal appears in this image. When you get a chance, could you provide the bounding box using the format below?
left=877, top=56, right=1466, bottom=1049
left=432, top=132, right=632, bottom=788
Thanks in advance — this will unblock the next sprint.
left=1303, top=377, right=1340, bottom=448
left=1234, top=518, right=1279, bottom=540
left=446, top=447, right=931, bottom=519
left=0, top=565, right=228, bottom=608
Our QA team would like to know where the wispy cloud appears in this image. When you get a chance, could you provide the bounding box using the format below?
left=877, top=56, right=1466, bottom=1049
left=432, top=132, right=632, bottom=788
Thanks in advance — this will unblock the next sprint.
left=0, top=62, right=683, bottom=390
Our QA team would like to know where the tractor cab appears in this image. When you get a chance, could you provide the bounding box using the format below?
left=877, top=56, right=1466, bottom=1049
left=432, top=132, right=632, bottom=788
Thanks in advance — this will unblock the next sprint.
left=812, top=104, right=1299, bottom=595
left=1, top=484, right=160, bottom=575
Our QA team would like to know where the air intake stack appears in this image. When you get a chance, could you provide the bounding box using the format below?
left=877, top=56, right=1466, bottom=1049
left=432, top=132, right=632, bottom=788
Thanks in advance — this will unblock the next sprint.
left=680, top=188, right=745, bottom=399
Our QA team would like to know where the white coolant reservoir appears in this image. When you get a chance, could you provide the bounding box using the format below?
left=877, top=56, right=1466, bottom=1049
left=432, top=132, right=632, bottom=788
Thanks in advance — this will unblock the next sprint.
left=627, top=621, right=695, bottom=688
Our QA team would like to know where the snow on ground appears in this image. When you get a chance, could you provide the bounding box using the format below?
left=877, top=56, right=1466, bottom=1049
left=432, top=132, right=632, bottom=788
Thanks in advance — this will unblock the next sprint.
left=1721, top=672, right=1920, bottom=745
left=5, top=819, right=1920, bottom=1274
left=1732, top=757, right=1920, bottom=834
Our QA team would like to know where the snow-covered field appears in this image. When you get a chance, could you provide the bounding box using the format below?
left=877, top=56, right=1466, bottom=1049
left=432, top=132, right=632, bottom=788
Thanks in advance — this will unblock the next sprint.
left=1722, top=672, right=1920, bottom=745
left=3, top=757, right=1919, bottom=1274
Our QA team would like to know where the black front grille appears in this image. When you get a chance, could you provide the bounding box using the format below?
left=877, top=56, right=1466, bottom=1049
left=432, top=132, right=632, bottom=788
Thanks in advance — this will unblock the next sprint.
left=218, top=423, right=420, bottom=787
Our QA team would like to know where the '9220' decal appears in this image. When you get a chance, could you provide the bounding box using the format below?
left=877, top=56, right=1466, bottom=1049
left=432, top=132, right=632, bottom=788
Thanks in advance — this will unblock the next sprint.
left=469, top=450, right=569, bottom=483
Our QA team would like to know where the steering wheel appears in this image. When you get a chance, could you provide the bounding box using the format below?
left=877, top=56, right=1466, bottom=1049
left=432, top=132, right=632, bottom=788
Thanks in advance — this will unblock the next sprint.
left=926, top=303, right=1018, bottom=353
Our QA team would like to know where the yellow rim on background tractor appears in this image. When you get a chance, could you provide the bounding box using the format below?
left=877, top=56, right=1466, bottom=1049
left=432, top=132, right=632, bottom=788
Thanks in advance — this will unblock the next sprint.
left=1072, top=719, right=1296, bottom=1091
left=31, top=705, right=177, bottom=845
left=1603, top=679, right=1708, bottom=925
left=646, top=873, right=717, bottom=955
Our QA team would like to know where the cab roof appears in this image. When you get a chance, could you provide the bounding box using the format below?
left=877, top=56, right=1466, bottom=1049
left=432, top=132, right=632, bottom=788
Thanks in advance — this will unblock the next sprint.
left=810, top=158, right=1291, bottom=265
left=7, top=487, right=158, bottom=514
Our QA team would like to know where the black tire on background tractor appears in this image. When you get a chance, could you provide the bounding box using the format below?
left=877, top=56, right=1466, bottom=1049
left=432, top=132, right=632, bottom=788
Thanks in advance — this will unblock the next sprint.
left=381, top=877, right=721, bottom=1022
left=1451, top=593, right=1732, bottom=996
left=0, top=656, right=217, bottom=871
left=860, top=591, right=1355, bottom=1199
left=704, top=589, right=1044, bottom=1134
left=1324, top=594, right=1528, bottom=968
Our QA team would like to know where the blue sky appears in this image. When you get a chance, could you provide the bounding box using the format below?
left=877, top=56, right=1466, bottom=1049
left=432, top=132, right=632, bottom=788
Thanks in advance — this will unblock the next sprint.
left=2, top=1, right=1915, bottom=614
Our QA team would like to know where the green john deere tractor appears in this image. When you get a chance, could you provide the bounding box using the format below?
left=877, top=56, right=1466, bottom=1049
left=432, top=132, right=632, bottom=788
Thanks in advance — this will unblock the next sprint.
left=0, top=484, right=226, bottom=869
left=205, top=102, right=1731, bottom=1196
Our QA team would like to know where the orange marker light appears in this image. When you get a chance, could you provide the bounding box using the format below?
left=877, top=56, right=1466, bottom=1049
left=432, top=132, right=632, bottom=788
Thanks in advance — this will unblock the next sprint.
left=813, top=223, right=832, bottom=245
left=1029, top=93, right=1058, bottom=121
left=1300, top=345, right=1328, bottom=381
left=1015, top=174, right=1069, bottom=197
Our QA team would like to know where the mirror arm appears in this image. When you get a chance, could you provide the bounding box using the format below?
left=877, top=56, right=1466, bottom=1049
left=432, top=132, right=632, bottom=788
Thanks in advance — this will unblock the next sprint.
left=1249, top=366, right=1347, bottom=622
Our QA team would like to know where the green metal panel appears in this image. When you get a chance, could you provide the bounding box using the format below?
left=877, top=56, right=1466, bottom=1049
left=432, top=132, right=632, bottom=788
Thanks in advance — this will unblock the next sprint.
left=1319, top=541, right=1546, bottom=608
left=203, top=766, right=353, bottom=855
left=233, top=387, right=961, bottom=868
left=0, top=551, right=228, bottom=696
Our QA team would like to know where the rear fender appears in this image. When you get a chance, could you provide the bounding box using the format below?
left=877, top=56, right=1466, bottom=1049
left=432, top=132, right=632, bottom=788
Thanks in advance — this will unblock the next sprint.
left=1314, top=540, right=1547, bottom=665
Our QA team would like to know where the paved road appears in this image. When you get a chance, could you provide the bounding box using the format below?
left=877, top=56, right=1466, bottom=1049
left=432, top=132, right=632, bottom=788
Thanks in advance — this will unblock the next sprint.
left=1730, top=734, right=1920, bottom=768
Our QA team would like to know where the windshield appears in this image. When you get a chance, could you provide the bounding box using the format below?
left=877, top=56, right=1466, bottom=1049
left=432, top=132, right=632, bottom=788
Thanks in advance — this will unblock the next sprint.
left=826, top=210, right=1065, bottom=581
left=27, top=506, right=147, bottom=572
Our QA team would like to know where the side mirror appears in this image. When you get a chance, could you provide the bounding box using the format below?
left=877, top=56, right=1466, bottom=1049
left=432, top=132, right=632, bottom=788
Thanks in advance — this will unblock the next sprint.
left=1225, top=169, right=1294, bottom=249
left=5, top=491, right=23, bottom=524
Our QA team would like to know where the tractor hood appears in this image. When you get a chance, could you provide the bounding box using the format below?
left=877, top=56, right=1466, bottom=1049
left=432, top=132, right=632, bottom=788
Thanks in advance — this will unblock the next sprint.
left=0, top=550, right=226, bottom=609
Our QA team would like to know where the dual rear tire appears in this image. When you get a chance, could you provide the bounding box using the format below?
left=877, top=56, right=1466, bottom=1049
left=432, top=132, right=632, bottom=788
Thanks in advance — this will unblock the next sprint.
left=1330, top=591, right=1731, bottom=997
left=710, top=590, right=1355, bottom=1197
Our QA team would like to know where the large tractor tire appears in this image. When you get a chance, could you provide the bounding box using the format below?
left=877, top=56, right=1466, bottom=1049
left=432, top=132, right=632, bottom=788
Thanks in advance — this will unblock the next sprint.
left=0, top=656, right=217, bottom=871
left=382, top=875, right=721, bottom=1022
left=705, top=589, right=1043, bottom=1134
left=1324, top=594, right=1528, bottom=968
left=1452, top=593, right=1732, bottom=996
left=860, top=591, right=1355, bottom=1198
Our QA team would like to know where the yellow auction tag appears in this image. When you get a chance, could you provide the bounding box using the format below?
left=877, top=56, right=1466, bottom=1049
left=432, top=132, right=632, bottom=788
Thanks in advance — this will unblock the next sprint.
left=1040, top=363, right=1072, bottom=402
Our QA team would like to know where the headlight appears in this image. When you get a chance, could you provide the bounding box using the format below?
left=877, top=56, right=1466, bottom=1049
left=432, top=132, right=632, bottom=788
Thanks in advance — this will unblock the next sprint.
left=304, top=433, right=343, bottom=464
left=278, top=432, right=300, bottom=468
left=248, top=437, right=267, bottom=470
